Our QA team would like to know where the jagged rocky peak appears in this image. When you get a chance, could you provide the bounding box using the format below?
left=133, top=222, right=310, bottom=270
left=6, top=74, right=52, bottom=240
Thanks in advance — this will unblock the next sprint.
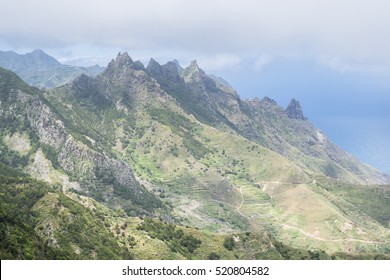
left=185, top=60, right=204, bottom=74
left=146, top=58, right=162, bottom=74
left=107, top=52, right=135, bottom=70
left=189, top=60, right=201, bottom=71
left=116, top=51, right=134, bottom=64
left=146, top=58, right=182, bottom=84
left=162, top=61, right=181, bottom=78
left=245, top=96, right=278, bottom=108
left=163, top=62, right=185, bottom=84
left=261, top=96, right=277, bottom=105
left=172, top=59, right=184, bottom=71
left=182, top=59, right=206, bottom=82
left=245, top=97, right=261, bottom=106
left=286, top=98, right=307, bottom=120
left=164, top=60, right=180, bottom=71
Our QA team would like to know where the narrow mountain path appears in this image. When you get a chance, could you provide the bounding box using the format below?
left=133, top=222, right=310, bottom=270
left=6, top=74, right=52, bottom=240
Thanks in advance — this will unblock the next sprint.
left=260, top=180, right=306, bottom=192
left=236, top=186, right=246, bottom=218
left=259, top=179, right=316, bottom=186
left=281, top=224, right=385, bottom=244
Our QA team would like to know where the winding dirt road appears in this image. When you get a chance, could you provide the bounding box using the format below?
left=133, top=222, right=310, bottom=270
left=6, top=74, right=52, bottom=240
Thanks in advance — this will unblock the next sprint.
left=281, top=224, right=385, bottom=244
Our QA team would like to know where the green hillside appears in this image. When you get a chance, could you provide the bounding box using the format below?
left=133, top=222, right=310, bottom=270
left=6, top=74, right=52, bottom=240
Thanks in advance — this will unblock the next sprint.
left=0, top=53, right=389, bottom=259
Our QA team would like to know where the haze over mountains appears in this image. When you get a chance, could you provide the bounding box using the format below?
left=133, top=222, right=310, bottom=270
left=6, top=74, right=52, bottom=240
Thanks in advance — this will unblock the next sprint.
left=0, top=50, right=389, bottom=259
left=0, top=49, right=104, bottom=88
left=1, top=49, right=388, bottom=176
left=219, top=57, right=390, bottom=176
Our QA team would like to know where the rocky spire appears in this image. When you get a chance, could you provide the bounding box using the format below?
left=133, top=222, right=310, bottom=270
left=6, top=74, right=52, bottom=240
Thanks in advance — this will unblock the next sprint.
left=161, top=61, right=182, bottom=83
left=172, top=59, right=184, bottom=72
left=182, top=60, right=206, bottom=82
left=106, top=52, right=134, bottom=70
left=286, top=98, right=307, bottom=120
left=146, top=58, right=162, bottom=76
left=146, top=58, right=182, bottom=84
left=116, top=52, right=134, bottom=64
left=188, top=60, right=201, bottom=72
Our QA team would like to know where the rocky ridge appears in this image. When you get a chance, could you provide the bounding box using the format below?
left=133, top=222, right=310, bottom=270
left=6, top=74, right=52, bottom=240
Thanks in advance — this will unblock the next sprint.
left=0, top=49, right=105, bottom=88
left=1, top=52, right=389, bottom=259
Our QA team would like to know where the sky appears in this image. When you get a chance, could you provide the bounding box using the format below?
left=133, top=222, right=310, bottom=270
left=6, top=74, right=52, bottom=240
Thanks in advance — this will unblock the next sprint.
left=1, top=0, right=389, bottom=173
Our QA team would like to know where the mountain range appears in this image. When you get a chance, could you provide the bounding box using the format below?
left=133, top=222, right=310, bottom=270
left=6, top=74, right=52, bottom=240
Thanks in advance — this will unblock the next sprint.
left=0, top=50, right=389, bottom=259
left=0, top=49, right=104, bottom=88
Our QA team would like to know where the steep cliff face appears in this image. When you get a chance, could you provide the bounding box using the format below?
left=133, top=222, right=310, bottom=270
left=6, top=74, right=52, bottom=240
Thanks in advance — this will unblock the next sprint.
left=0, top=67, right=161, bottom=215
left=2, top=54, right=387, bottom=185
left=146, top=58, right=241, bottom=127
left=1, top=52, right=389, bottom=260
left=145, top=59, right=388, bottom=184
left=240, top=97, right=388, bottom=184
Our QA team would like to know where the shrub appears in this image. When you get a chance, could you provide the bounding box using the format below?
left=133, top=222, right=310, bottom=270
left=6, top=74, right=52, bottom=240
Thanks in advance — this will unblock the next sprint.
left=223, top=236, right=235, bottom=251
left=208, top=252, right=221, bottom=260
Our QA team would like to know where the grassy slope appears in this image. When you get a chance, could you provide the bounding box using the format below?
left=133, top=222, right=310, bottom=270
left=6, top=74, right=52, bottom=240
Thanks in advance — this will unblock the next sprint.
left=10, top=64, right=383, bottom=258
left=2, top=163, right=342, bottom=260
left=42, top=78, right=390, bottom=256
left=115, top=106, right=390, bottom=255
left=315, top=176, right=390, bottom=228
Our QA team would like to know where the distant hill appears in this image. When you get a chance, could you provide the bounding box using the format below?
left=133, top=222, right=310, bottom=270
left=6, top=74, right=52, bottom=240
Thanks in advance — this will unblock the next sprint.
left=0, top=49, right=105, bottom=88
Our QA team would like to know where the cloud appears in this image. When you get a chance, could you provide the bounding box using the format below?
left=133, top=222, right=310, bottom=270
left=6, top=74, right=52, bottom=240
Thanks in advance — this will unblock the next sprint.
left=253, top=54, right=273, bottom=72
left=197, top=54, right=242, bottom=72
left=316, top=55, right=390, bottom=74
left=316, top=56, right=355, bottom=74
left=1, top=0, right=390, bottom=72
left=58, top=55, right=105, bottom=66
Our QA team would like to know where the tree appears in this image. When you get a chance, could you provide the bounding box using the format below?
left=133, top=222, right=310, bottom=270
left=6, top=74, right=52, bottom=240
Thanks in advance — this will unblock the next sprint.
left=223, top=236, right=235, bottom=251
left=208, top=252, right=221, bottom=260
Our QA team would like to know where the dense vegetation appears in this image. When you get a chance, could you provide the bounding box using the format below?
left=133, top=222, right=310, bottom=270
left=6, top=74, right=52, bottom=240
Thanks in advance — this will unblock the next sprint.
left=137, top=218, right=202, bottom=257
left=0, top=164, right=133, bottom=259
left=1, top=54, right=389, bottom=260
left=0, top=67, right=37, bottom=99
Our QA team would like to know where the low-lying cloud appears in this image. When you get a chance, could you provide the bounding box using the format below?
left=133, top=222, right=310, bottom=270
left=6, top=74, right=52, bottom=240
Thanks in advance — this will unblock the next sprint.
left=1, top=0, right=390, bottom=72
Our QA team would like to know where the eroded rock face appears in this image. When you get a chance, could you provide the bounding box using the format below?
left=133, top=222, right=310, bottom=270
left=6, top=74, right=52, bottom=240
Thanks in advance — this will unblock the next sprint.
left=0, top=73, right=159, bottom=213
left=26, top=96, right=156, bottom=208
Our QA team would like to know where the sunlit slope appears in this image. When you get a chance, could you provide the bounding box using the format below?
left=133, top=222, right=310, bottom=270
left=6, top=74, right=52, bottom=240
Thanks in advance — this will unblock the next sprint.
left=42, top=54, right=390, bottom=255
left=2, top=163, right=339, bottom=260
left=2, top=51, right=389, bottom=259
